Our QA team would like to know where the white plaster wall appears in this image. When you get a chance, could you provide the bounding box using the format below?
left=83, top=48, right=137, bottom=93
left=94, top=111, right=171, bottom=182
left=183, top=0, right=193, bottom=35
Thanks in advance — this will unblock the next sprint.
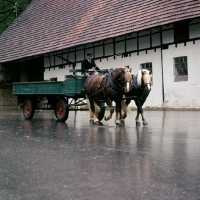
left=44, top=66, right=71, bottom=81
left=162, top=40, right=200, bottom=108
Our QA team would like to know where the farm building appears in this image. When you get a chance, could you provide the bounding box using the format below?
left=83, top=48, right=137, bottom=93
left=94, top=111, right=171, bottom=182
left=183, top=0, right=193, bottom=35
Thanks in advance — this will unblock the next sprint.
left=0, top=0, right=200, bottom=110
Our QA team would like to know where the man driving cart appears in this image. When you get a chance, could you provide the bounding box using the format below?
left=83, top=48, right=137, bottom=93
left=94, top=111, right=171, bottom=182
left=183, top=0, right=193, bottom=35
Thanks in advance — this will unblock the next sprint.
left=81, top=52, right=100, bottom=77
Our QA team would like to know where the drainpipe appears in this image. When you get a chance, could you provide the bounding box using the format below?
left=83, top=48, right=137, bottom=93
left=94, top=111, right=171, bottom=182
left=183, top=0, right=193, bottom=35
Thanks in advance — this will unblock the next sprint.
left=161, top=49, right=165, bottom=103
left=160, top=25, right=165, bottom=103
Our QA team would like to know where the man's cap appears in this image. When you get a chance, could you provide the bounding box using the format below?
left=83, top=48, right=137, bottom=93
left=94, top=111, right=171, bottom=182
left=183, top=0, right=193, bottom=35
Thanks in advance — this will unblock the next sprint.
left=87, top=52, right=93, bottom=56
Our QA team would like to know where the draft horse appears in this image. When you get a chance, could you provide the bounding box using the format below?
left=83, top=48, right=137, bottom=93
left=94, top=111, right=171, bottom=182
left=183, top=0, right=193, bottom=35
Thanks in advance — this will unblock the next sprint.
left=84, top=66, right=132, bottom=126
left=122, top=69, right=153, bottom=126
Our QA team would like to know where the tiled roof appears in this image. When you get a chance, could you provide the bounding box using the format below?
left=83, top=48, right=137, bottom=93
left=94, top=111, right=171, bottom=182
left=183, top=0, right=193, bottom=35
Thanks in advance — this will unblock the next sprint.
left=0, top=0, right=200, bottom=63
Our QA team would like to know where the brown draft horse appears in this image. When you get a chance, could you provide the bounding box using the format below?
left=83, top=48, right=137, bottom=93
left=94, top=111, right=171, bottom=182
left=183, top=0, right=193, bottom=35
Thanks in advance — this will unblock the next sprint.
left=84, top=66, right=132, bottom=126
left=121, top=69, right=153, bottom=126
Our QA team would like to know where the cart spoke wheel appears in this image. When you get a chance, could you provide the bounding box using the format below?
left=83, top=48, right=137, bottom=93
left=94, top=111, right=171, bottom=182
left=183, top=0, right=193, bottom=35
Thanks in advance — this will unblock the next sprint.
left=23, top=99, right=35, bottom=120
left=55, top=98, right=69, bottom=122
left=57, top=102, right=65, bottom=118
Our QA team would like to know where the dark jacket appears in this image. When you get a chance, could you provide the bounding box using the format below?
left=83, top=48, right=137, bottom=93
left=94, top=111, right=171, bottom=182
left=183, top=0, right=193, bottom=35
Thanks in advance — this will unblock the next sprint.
left=81, top=59, right=100, bottom=75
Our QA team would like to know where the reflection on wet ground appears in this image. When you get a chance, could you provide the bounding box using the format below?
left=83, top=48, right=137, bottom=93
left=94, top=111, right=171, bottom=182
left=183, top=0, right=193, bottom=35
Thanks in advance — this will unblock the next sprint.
left=0, top=110, right=200, bottom=200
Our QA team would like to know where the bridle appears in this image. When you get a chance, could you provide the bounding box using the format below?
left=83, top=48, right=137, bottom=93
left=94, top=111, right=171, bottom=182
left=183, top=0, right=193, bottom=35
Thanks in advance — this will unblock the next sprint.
left=141, top=72, right=152, bottom=91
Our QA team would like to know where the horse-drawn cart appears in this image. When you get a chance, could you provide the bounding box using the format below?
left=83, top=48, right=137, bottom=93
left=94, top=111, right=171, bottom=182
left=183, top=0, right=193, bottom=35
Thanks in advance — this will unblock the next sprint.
left=12, top=69, right=105, bottom=122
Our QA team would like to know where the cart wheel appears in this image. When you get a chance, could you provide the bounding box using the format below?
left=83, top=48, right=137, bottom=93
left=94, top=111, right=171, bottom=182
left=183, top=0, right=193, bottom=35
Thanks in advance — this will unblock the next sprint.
left=55, top=98, right=69, bottom=122
left=98, top=102, right=105, bottom=121
left=23, top=99, right=35, bottom=120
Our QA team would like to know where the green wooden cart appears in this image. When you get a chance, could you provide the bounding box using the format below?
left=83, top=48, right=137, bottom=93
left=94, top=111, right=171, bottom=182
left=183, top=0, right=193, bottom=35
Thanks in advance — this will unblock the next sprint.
left=12, top=69, right=105, bottom=122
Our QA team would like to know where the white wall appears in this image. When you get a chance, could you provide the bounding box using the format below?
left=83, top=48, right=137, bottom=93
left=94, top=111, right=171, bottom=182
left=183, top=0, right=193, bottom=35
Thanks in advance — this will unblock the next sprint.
left=162, top=40, right=200, bottom=108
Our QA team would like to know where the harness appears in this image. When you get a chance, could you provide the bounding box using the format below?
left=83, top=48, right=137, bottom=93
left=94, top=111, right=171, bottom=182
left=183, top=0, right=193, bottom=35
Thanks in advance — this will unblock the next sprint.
left=86, top=69, right=127, bottom=98
left=86, top=74, right=109, bottom=98
left=97, top=75, right=105, bottom=88
left=124, top=75, right=150, bottom=101
left=107, top=70, right=126, bottom=92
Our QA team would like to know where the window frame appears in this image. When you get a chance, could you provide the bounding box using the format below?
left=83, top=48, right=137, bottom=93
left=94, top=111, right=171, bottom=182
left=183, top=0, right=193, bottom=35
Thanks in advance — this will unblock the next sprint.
left=50, top=77, right=57, bottom=81
left=140, top=62, right=152, bottom=72
left=173, top=56, right=188, bottom=82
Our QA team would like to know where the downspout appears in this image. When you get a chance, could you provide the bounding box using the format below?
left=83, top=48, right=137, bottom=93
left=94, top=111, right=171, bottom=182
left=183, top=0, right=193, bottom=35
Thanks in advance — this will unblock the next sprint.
left=161, top=49, right=165, bottom=103
left=160, top=26, right=165, bottom=103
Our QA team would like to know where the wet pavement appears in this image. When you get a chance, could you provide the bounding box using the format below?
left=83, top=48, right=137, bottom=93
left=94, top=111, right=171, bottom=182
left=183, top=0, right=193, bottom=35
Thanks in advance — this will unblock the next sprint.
left=0, top=109, right=200, bottom=200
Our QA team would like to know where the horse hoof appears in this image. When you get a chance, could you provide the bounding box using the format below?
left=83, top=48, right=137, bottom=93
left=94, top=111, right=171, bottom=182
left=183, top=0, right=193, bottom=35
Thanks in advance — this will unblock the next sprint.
left=98, top=121, right=104, bottom=126
left=104, top=116, right=108, bottom=121
left=121, top=119, right=125, bottom=125
left=89, top=119, right=94, bottom=124
left=136, top=122, right=141, bottom=127
left=143, top=122, right=148, bottom=126
left=116, top=122, right=123, bottom=127
left=94, top=121, right=102, bottom=125
left=122, top=114, right=127, bottom=119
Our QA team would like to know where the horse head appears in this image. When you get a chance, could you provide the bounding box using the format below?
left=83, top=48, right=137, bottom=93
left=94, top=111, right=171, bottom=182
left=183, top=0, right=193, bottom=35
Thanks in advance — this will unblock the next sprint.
left=137, top=69, right=153, bottom=91
left=113, top=66, right=132, bottom=93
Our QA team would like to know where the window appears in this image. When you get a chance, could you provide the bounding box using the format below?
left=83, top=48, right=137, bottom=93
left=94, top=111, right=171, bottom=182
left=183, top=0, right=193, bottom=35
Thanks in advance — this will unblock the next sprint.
left=50, top=77, right=57, bottom=81
left=174, top=56, right=188, bottom=82
left=140, top=62, right=152, bottom=72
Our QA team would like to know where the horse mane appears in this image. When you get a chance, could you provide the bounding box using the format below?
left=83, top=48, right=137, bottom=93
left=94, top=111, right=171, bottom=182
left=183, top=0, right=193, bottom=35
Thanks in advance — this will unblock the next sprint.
left=113, top=66, right=132, bottom=82
left=137, top=69, right=151, bottom=86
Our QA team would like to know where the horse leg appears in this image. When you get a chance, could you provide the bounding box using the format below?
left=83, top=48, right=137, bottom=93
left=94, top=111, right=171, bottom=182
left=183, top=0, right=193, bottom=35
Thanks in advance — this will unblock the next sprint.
left=88, top=99, right=100, bottom=125
left=89, top=108, right=94, bottom=124
left=115, top=100, right=124, bottom=126
left=134, top=100, right=141, bottom=127
left=141, top=112, right=148, bottom=126
left=135, top=100, right=148, bottom=127
left=121, top=99, right=127, bottom=119
left=139, top=100, right=148, bottom=126
left=121, top=97, right=131, bottom=119
left=135, top=110, right=141, bottom=127
left=92, top=100, right=102, bottom=125
left=87, top=99, right=94, bottom=124
left=104, top=99, right=114, bottom=121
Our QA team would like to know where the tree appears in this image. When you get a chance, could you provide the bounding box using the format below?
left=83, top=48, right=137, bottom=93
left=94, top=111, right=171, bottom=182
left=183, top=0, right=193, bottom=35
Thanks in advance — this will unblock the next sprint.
left=0, top=0, right=32, bottom=35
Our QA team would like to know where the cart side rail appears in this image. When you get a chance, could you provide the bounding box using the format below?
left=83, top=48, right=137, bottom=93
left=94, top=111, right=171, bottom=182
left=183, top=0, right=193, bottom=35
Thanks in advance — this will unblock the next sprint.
left=12, top=74, right=85, bottom=97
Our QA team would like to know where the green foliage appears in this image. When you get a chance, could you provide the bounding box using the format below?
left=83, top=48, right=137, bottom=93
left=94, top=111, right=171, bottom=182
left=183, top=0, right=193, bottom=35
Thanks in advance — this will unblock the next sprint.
left=0, top=0, right=32, bottom=35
